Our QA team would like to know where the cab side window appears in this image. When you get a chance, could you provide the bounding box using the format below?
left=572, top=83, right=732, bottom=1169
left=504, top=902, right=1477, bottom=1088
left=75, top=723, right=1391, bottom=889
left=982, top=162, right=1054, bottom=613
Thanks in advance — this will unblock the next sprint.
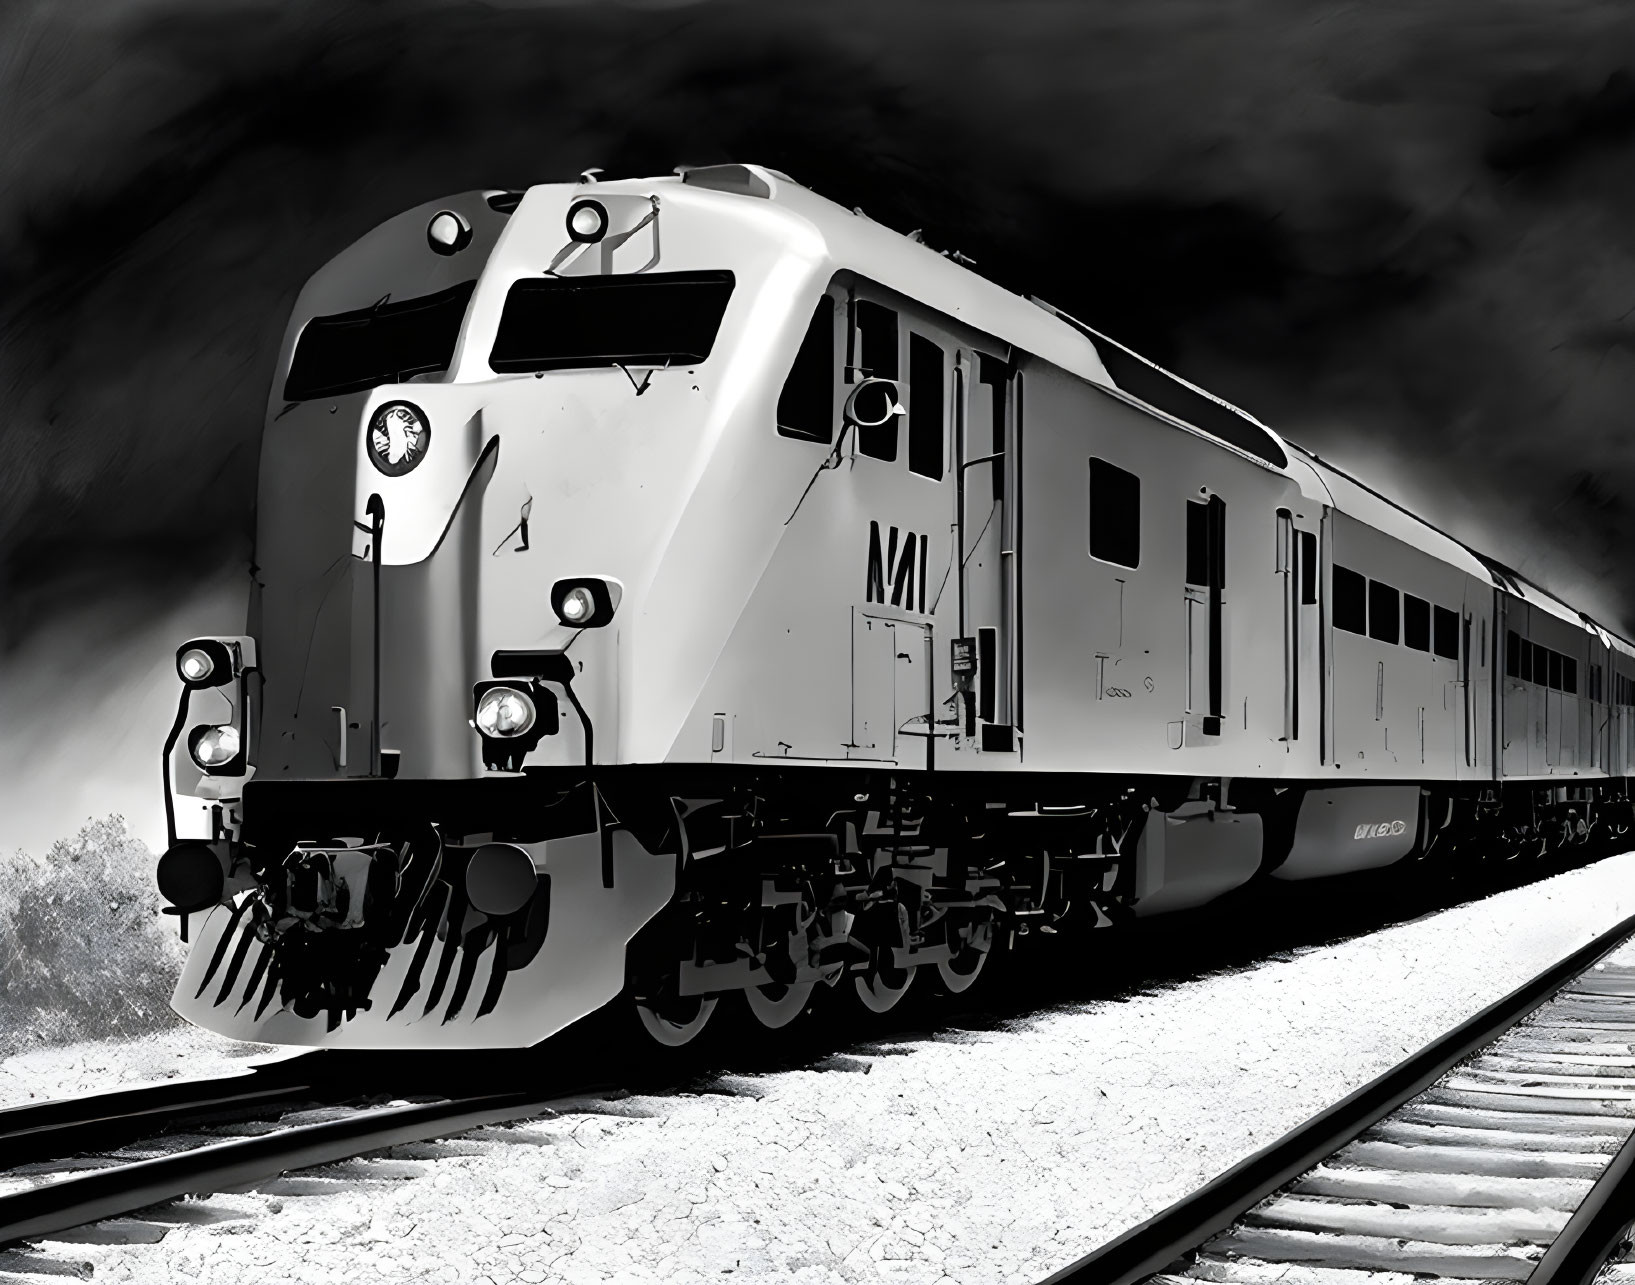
left=907, top=333, right=944, bottom=479
left=776, top=296, right=836, bottom=443
left=854, top=299, right=899, bottom=461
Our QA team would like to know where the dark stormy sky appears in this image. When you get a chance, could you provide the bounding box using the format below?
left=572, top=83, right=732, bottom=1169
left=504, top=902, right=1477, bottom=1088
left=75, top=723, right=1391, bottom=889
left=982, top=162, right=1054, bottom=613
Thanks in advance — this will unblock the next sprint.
left=0, top=0, right=1631, bottom=847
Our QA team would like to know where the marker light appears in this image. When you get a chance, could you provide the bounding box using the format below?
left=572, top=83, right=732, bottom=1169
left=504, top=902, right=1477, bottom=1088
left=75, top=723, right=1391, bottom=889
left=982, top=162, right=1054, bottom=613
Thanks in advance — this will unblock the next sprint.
left=175, top=638, right=236, bottom=689
left=368, top=401, right=431, bottom=477
left=177, top=648, right=214, bottom=683
left=550, top=578, right=618, bottom=628
left=559, top=585, right=595, bottom=624
left=189, top=725, right=241, bottom=770
left=475, top=686, right=538, bottom=738
left=566, top=199, right=609, bottom=244
left=427, top=210, right=472, bottom=255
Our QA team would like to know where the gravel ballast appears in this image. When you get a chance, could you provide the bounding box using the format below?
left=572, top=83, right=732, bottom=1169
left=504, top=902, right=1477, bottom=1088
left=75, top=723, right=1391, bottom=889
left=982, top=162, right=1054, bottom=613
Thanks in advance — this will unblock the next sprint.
left=6, top=851, right=1635, bottom=1284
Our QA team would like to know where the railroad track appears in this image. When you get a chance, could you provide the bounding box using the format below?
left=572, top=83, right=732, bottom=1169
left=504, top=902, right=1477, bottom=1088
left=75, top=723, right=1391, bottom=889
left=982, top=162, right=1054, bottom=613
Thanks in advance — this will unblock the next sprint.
left=1045, top=909, right=1635, bottom=1285
left=0, top=1047, right=628, bottom=1276
left=0, top=1053, right=321, bottom=1174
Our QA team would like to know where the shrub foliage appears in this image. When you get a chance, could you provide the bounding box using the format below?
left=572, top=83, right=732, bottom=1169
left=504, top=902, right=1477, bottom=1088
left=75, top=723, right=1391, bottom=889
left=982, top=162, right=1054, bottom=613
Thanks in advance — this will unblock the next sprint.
left=0, top=816, right=185, bottom=1056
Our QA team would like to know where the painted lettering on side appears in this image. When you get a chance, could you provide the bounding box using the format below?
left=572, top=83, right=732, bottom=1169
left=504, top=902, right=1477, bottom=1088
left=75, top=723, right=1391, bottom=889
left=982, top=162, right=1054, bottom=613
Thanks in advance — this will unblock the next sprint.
left=1353, top=820, right=1408, bottom=840
left=866, top=520, right=929, bottom=614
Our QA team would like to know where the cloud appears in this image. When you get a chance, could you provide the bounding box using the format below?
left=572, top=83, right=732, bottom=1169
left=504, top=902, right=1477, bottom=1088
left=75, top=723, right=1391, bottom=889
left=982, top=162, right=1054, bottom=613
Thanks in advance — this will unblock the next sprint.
left=0, top=0, right=1631, bottom=638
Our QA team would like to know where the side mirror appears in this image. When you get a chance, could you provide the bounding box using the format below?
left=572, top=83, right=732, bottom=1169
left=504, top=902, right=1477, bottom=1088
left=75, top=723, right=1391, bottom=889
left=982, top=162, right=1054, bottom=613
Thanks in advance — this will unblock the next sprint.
left=844, top=377, right=905, bottom=429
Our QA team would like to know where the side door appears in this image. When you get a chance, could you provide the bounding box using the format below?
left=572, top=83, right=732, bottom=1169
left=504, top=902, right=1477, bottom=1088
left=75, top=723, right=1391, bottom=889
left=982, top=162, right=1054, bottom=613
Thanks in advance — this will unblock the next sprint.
left=846, top=292, right=957, bottom=767
left=1278, top=511, right=1322, bottom=747
left=959, top=352, right=1019, bottom=753
left=1183, top=494, right=1226, bottom=737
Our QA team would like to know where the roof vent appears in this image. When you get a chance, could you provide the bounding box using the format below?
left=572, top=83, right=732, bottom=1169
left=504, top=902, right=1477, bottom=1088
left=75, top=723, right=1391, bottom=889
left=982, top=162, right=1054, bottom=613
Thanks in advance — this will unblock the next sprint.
left=677, top=164, right=773, bottom=199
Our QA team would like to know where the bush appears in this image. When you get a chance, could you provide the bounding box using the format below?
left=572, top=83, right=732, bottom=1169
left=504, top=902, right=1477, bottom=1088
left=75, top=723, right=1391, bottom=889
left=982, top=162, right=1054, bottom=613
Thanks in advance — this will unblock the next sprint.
left=0, top=816, right=186, bottom=1056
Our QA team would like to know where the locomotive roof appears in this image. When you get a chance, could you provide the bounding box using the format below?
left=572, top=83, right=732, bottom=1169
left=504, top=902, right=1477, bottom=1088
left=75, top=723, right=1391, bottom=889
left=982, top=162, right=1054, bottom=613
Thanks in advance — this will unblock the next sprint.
left=554, top=166, right=1634, bottom=652
left=590, top=165, right=1297, bottom=478
left=1290, top=442, right=1635, bottom=647
left=1287, top=445, right=1498, bottom=583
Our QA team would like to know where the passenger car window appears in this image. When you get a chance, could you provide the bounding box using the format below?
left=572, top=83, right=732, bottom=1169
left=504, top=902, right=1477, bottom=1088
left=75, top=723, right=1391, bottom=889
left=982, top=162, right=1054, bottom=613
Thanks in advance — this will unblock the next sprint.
left=1299, top=531, right=1317, bottom=605
left=1404, top=595, right=1431, bottom=651
left=777, top=297, right=836, bottom=443
left=1088, top=458, right=1140, bottom=569
left=1333, top=565, right=1366, bottom=634
left=1433, top=606, right=1459, bottom=659
left=1368, top=580, right=1400, bottom=645
left=1506, top=629, right=1521, bottom=677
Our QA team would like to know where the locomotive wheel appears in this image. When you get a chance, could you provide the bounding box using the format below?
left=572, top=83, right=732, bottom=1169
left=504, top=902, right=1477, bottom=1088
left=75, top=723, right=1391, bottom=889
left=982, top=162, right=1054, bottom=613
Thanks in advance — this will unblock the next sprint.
left=635, top=994, right=719, bottom=1047
left=744, top=979, right=816, bottom=1029
left=741, top=883, right=821, bottom=1029
left=937, top=920, right=996, bottom=994
left=853, top=961, right=917, bottom=1013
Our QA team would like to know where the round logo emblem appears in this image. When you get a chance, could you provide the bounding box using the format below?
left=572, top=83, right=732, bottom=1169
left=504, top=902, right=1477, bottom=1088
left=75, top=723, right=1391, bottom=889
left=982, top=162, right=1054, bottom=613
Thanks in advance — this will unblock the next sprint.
left=367, top=401, right=431, bottom=477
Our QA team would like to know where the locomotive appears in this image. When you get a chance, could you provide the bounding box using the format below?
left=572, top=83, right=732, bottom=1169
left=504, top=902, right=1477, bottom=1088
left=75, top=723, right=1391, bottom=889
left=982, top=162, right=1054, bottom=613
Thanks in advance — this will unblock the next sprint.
left=154, top=163, right=1635, bottom=1049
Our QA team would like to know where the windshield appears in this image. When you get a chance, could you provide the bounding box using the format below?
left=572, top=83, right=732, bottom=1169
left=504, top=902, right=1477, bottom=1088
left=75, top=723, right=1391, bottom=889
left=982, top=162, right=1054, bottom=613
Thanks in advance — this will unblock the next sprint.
left=283, top=280, right=476, bottom=401
left=488, top=270, right=735, bottom=373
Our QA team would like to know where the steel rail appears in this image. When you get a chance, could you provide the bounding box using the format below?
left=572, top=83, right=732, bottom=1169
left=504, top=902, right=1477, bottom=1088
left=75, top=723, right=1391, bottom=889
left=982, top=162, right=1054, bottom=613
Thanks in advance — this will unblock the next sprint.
left=0, top=1089, right=555, bottom=1247
left=1526, top=1097, right=1635, bottom=1285
left=1037, top=908, right=1635, bottom=1285
left=0, top=1056, right=320, bottom=1172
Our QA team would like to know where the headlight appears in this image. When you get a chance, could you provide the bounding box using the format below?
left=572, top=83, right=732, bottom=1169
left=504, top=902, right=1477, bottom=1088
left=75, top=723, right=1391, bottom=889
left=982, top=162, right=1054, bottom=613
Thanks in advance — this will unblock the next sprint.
left=566, top=199, right=608, bottom=243
left=189, top=725, right=241, bottom=770
left=175, top=638, right=236, bottom=688
left=559, top=585, right=595, bottom=624
left=474, top=686, right=537, bottom=738
left=177, top=647, right=215, bottom=683
left=367, top=401, right=431, bottom=478
left=426, top=210, right=472, bottom=255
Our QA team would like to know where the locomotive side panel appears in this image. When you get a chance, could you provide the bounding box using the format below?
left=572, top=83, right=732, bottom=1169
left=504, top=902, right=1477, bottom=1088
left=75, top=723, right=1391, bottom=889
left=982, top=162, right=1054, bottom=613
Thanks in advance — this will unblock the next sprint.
left=1610, top=635, right=1635, bottom=775
left=1327, top=512, right=1490, bottom=780
left=677, top=273, right=973, bottom=767
left=1018, top=367, right=1310, bottom=777
left=1499, top=593, right=1601, bottom=780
